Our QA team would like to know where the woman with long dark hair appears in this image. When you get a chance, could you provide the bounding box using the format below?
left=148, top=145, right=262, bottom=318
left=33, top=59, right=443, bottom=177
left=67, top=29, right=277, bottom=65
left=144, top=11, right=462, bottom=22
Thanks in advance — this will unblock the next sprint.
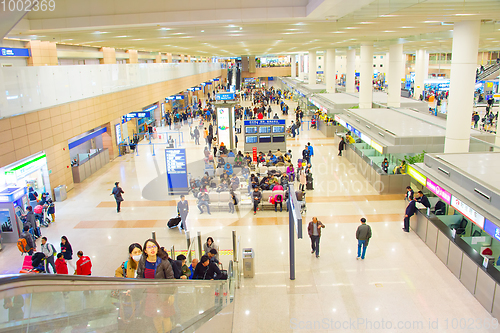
left=60, top=236, right=75, bottom=272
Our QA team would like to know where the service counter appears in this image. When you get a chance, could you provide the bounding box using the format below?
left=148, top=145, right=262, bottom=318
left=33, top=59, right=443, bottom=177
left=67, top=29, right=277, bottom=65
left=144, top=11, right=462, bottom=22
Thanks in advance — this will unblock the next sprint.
left=343, top=141, right=410, bottom=194
left=72, top=149, right=110, bottom=183
left=410, top=209, right=500, bottom=319
left=317, top=119, right=341, bottom=137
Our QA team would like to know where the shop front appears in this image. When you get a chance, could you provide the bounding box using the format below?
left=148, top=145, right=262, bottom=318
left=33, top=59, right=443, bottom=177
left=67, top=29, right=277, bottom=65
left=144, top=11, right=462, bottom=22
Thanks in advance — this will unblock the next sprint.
left=2, top=152, right=51, bottom=196
left=0, top=187, right=29, bottom=245
left=69, top=127, right=110, bottom=183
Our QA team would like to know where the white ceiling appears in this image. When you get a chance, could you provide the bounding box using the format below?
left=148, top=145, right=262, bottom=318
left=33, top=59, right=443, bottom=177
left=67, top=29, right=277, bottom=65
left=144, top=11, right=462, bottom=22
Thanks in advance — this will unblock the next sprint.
left=4, top=0, right=500, bottom=56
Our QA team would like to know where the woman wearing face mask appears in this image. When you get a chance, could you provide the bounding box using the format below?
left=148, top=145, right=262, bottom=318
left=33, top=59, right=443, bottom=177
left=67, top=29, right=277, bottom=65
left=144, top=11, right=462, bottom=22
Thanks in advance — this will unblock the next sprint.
left=115, top=243, right=143, bottom=278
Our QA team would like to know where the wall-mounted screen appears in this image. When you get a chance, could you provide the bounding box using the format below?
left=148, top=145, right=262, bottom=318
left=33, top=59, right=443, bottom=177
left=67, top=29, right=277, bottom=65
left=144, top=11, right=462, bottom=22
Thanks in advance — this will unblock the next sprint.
left=272, top=135, right=285, bottom=143
left=245, top=126, right=258, bottom=134
left=246, top=136, right=258, bottom=144
left=272, top=126, right=285, bottom=133
left=259, top=136, right=271, bottom=143
left=259, top=126, right=271, bottom=134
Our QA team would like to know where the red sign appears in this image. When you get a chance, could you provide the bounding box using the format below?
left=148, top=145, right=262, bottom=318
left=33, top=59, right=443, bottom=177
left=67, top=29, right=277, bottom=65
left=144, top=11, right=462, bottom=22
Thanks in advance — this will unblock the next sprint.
left=252, top=147, right=257, bottom=162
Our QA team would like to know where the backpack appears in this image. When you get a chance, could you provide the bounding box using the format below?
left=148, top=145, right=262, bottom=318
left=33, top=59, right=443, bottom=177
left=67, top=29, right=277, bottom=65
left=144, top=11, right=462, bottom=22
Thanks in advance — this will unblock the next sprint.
left=17, top=238, right=29, bottom=253
left=275, top=194, right=283, bottom=203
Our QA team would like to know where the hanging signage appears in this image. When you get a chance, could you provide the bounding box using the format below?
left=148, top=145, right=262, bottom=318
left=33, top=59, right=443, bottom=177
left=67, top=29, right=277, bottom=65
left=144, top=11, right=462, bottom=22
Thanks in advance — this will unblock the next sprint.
left=205, top=81, right=213, bottom=85
left=407, top=165, right=427, bottom=186
left=125, top=111, right=151, bottom=119
left=0, top=187, right=27, bottom=203
left=244, top=119, right=286, bottom=126
left=5, top=153, right=47, bottom=182
left=187, top=87, right=202, bottom=91
left=142, top=104, right=158, bottom=113
left=484, top=219, right=500, bottom=242
left=216, top=93, right=236, bottom=101
left=212, top=78, right=220, bottom=81
left=115, top=124, right=122, bottom=145
left=451, top=195, right=485, bottom=229
left=165, top=148, right=189, bottom=193
left=252, top=147, right=257, bottom=162
left=426, top=179, right=451, bottom=205
left=0, top=47, right=30, bottom=57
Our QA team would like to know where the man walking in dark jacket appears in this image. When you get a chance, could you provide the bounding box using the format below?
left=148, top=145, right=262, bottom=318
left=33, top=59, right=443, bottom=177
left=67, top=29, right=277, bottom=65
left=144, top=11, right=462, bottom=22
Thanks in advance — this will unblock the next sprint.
left=308, top=217, right=325, bottom=258
left=177, top=195, right=189, bottom=231
left=403, top=197, right=418, bottom=232
left=356, top=218, right=372, bottom=260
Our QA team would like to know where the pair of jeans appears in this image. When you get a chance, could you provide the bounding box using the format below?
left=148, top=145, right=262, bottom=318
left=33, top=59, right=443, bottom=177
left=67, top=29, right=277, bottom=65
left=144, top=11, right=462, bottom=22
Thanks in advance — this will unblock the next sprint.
left=310, top=235, right=320, bottom=256
left=253, top=201, right=259, bottom=213
left=198, top=202, right=210, bottom=214
left=357, top=239, right=367, bottom=259
left=116, top=200, right=121, bottom=212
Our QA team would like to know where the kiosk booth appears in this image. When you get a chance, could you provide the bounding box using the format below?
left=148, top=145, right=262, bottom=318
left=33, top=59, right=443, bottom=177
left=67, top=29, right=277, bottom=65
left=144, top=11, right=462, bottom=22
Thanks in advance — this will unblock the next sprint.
left=0, top=187, right=29, bottom=245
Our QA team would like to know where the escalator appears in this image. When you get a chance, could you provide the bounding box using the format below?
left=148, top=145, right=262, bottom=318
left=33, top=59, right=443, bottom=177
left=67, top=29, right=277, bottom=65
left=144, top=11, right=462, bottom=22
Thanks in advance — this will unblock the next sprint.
left=0, top=261, right=238, bottom=332
left=477, top=62, right=500, bottom=81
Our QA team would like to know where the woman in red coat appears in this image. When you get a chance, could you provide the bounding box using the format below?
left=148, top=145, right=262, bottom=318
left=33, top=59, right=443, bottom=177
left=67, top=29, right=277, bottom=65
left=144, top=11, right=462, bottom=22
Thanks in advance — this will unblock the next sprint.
left=55, top=253, right=68, bottom=274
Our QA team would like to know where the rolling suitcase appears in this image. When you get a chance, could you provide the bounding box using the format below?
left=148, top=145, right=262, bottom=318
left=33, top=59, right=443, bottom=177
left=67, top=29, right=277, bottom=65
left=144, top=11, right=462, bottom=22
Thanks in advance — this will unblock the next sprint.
left=167, top=216, right=182, bottom=229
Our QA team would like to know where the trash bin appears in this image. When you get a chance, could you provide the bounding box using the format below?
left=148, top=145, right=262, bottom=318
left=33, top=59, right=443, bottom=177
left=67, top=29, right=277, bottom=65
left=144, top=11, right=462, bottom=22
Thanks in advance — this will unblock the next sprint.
left=54, top=185, right=67, bottom=202
left=242, top=248, right=254, bottom=278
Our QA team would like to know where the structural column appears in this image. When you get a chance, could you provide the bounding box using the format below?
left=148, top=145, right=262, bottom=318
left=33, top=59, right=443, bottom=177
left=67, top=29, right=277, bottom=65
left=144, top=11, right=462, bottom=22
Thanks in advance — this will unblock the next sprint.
left=290, top=55, right=296, bottom=78
left=308, top=51, right=317, bottom=84
left=414, top=49, right=428, bottom=100
left=359, top=44, right=373, bottom=108
left=387, top=43, right=404, bottom=107
left=126, top=50, right=138, bottom=64
left=444, top=20, right=481, bottom=153
left=241, top=56, right=249, bottom=72
left=249, top=56, right=256, bottom=73
left=298, top=53, right=305, bottom=80
left=346, top=49, right=356, bottom=93
left=99, top=47, right=116, bottom=64
left=326, top=49, right=336, bottom=93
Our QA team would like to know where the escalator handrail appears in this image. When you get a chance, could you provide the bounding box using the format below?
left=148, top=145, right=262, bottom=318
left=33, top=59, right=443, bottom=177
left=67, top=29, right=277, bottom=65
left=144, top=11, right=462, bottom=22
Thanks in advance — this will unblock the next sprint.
left=0, top=272, right=230, bottom=291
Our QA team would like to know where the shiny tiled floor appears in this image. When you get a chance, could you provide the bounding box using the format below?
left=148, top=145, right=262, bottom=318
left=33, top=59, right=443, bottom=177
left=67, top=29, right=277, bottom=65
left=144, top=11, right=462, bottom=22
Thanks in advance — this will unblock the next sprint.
left=0, top=98, right=496, bottom=332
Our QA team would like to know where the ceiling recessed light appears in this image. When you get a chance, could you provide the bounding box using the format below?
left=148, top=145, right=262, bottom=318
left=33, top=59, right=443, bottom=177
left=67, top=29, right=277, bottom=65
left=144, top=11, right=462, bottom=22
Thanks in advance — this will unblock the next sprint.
left=92, top=31, right=109, bottom=35
left=292, top=22, right=307, bottom=26
left=115, top=35, right=129, bottom=38
left=454, top=13, right=476, bottom=16
left=359, top=22, right=374, bottom=24
left=383, top=31, right=395, bottom=33
left=201, top=30, right=204, bottom=33
left=159, top=28, right=171, bottom=31
left=380, top=14, right=398, bottom=17
left=131, top=39, right=144, bottom=41
left=400, top=26, right=414, bottom=29
left=239, top=27, right=243, bottom=30
left=343, top=27, right=358, bottom=29
left=172, top=32, right=185, bottom=35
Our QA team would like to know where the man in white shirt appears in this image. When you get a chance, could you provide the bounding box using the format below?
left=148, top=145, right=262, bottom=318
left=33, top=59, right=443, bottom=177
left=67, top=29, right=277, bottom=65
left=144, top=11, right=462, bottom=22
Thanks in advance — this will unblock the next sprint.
left=41, top=237, right=56, bottom=273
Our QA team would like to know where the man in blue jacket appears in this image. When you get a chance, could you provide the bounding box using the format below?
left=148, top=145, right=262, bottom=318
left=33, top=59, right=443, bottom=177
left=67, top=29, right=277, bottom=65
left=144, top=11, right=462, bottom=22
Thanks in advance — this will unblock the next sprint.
left=403, top=197, right=418, bottom=232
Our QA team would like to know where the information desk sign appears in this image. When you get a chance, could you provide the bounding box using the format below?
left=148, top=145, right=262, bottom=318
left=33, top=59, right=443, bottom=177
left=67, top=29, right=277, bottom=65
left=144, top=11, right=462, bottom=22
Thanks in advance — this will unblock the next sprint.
left=426, top=179, right=451, bottom=205
left=244, top=119, right=286, bottom=126
left=450, top=196, right=485, bottom=229
left=216, top=93, right=236, bottom=101
left=165, top=148, right=189, bottom=194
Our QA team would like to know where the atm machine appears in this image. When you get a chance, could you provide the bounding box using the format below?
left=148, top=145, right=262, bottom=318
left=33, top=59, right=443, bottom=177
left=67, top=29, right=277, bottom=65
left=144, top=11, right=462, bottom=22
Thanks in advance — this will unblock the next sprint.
left=0, top=187, right=29, bottom=247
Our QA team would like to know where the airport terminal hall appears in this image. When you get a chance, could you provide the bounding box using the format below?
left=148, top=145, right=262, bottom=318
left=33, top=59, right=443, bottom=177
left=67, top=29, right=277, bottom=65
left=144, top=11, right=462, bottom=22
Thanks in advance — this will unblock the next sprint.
left=3, top=0, right=500, bottom=332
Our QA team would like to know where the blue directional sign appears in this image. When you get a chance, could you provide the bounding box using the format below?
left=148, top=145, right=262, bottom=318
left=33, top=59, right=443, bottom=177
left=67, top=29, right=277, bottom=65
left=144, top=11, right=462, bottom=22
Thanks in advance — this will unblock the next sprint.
left=165, top=148, right=189, bottom=194
left=216, top=93, right=236, bottom=101
left=0, top=47, right=30, bottom=57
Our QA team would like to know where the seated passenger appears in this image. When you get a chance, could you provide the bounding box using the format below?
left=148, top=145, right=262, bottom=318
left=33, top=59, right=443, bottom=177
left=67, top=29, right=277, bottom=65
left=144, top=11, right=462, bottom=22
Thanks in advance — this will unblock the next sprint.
left=217, top=179, right=229, bottom=192
left=269, top=154, right=277, bottom=165
left=244, top=152, right=252, bottom=165
left=197, top=192, right=211, bottom=215
left=241, top=165, right=250, bottom=179
left=224, top=162, right=233, bottom=175
left=234, top=154, right=243, bottom=167
left=227, top=150, right=235, bottom=157
left=230, top=174, right=240, bottom=191
left=394, top=160, right=407, bottom=174
left=217, top=156, right=225, bottom=168
left=260, top=179, right=270, bottom=191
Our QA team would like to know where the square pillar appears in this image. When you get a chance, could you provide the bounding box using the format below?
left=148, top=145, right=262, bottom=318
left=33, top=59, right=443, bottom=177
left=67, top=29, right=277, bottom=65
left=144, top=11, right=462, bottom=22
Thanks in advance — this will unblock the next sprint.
left=99, top=47, right=116, bottom=64
left=126, top=50, right=138, bottom=64
left=27, top=40, right=58, bottom=66
left=154, top=52, right=162, bottom=63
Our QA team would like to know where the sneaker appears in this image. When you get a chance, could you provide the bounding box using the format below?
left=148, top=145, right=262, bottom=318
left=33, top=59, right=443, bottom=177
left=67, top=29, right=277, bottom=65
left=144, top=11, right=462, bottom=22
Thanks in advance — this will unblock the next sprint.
left=311, top=250, right=315, bottom=254
left=316, top=255, right=320, bottom=258
left=356, top=257, right=360, bottom=260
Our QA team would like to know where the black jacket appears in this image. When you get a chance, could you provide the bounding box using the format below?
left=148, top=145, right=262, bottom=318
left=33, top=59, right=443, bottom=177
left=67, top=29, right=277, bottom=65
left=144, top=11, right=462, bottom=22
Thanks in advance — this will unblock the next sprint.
left=417, top=195, right=431, bottom=208
left=405, top=200, right=417, bottom=217
left=193, top=261, right=222, bottom=280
